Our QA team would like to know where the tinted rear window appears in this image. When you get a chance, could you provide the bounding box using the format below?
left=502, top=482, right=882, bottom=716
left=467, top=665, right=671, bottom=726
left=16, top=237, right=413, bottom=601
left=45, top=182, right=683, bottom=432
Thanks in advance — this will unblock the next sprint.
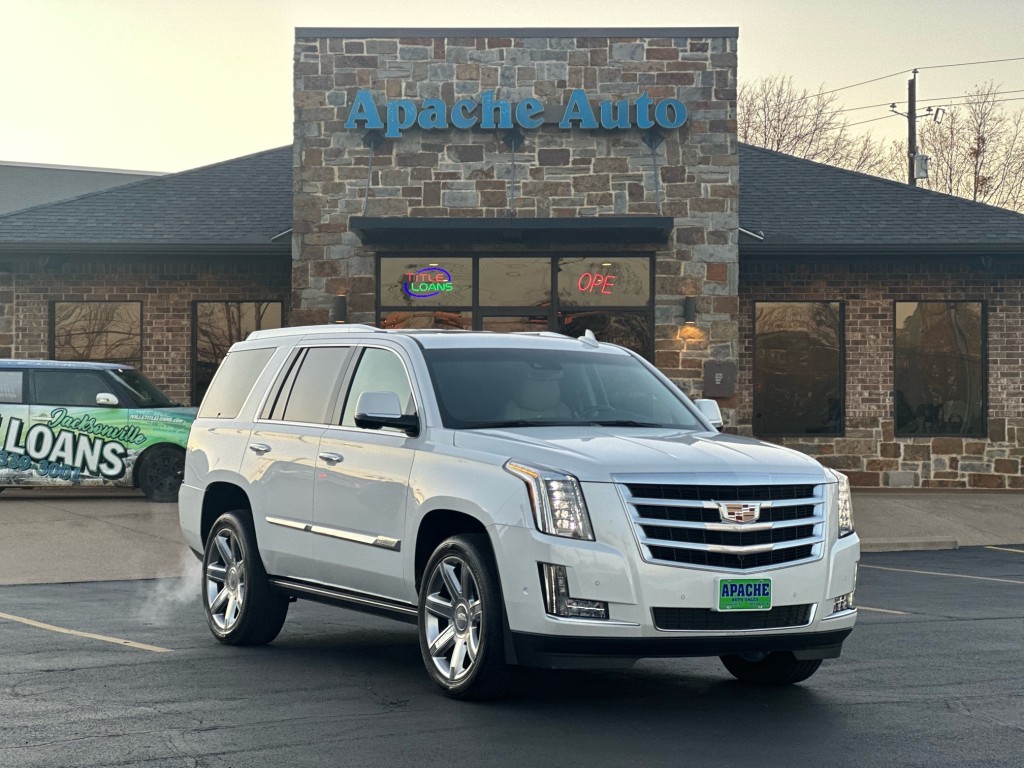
left=198, top=348, right=275, bottom=419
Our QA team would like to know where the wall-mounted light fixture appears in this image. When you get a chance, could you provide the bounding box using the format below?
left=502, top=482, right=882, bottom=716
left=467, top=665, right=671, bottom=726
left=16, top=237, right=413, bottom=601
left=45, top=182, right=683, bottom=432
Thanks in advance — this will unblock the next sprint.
left=682, top=296, right=697, bottom=324
left=331, top=295, right=348, bottom=324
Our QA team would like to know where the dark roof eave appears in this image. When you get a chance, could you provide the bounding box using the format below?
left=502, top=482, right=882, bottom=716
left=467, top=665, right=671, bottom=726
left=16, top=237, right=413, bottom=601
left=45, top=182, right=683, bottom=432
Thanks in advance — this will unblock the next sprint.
left=0, top=242, right=291, bottom=257
left=350, top=215, right=674, bottom=245
left=739, top=242, right=1024, bottom=258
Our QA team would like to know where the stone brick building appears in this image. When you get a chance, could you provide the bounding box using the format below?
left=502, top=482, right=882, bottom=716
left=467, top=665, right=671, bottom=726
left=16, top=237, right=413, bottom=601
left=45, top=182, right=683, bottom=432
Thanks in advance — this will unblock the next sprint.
left=2, top=26, right=1023, bottom=490
left=291, top=27, right=741, bottom=411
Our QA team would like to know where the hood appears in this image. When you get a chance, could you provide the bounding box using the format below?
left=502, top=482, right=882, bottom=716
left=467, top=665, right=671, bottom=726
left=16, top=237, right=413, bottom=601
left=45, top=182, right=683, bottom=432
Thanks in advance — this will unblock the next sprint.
left=452, top=427, right=829, bottom=484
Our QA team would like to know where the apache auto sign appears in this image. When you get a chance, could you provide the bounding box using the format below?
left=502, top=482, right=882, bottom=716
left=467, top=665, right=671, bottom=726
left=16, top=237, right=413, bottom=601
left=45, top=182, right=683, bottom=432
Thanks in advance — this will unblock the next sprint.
left=344, top=89, right=688, bottom=139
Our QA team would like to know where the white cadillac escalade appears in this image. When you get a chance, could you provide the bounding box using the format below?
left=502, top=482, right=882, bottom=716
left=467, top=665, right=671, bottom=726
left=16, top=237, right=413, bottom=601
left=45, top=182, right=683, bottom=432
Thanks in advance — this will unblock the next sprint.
left=179, top=325, right=859, bottom=699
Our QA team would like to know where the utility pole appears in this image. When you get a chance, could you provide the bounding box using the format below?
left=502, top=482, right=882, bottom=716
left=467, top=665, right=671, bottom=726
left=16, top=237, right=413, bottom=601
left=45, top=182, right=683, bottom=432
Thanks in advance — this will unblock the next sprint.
left=907, top=69, right=918, bottom=187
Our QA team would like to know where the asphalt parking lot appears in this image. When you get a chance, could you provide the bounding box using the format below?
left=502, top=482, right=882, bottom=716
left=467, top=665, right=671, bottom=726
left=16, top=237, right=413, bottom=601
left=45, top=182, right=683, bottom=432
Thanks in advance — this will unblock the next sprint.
left=0, top=545, right=1021, bottom=767
left=1, top=490, right=1022, bottom=767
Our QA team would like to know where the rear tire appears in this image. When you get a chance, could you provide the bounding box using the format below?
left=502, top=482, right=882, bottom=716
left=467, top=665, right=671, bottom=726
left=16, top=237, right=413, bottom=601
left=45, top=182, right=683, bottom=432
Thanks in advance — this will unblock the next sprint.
left=202, top=511, right=288, bottom=645
left=418, top=534, right=513, bottom=700
left=720, top=652, right=822, bottom=685
left=138, top=444, right=185, bottom=502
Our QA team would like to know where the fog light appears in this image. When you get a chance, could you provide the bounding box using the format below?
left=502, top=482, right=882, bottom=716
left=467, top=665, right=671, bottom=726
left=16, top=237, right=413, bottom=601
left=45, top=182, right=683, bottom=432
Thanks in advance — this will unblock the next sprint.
left=541, top=564, right=608, bottom=620
left=832, top=590, right=856, bottom=613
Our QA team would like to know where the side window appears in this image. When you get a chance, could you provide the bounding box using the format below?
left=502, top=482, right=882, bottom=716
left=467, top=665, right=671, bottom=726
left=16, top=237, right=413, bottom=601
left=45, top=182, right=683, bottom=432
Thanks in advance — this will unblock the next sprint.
left=753, top=301, right=844, bottom=437
left=32, top=370, right=116, bottom=407
left=0, top=371, right=25, bottom=404
left=341, top=348, right=414, bottom=428
left=895, top=301, right=985, bottom=436
left=198, top=348, right=275, bottom=419
left=277, top=347, right=351, bottom=425
left=50, top=301, right=142, bottom=368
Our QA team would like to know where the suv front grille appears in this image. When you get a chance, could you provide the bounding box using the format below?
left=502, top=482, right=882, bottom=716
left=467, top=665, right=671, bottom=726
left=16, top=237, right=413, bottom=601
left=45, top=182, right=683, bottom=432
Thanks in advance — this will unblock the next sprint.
left=652, top=604, right=813, bottom=631
left=621, top=480, right=825, bottom=572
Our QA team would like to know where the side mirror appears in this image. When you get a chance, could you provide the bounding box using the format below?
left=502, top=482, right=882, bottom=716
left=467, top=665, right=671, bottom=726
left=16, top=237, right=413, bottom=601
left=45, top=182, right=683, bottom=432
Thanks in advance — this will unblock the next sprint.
left=694, top=398, right=723, bottom=429
left=96, top=392, right=119, bottom=406
left=354, top=391, right=419, bottom=437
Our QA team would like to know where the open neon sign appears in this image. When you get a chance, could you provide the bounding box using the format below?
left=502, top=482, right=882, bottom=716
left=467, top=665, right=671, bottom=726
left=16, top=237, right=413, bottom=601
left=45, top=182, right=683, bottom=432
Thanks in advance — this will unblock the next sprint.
left=577, top=272, right=617, bottom=295
left=404, top=267, right=454, bottom=298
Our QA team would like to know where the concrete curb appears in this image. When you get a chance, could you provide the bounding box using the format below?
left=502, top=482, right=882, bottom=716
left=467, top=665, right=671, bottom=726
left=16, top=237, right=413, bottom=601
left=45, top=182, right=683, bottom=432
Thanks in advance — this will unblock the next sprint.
left=860, top=537, right=959, bottom=553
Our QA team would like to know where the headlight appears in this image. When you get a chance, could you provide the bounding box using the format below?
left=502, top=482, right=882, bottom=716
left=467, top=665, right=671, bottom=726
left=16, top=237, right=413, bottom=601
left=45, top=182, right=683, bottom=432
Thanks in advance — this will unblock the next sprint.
left=505, top=461, right=594, bottom=540
left=830, top=469, right=855, bottom=537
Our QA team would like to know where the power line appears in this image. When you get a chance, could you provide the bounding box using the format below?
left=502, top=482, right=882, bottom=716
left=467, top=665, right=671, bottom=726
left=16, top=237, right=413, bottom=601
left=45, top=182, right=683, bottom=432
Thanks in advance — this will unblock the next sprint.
left=846, top=114, right=901, bottom=128
left=784, top=56, right=1024, bottom=104
left=837, top=88, right=1024, bottom=114
left=917, top=56, right=1024, bottom=71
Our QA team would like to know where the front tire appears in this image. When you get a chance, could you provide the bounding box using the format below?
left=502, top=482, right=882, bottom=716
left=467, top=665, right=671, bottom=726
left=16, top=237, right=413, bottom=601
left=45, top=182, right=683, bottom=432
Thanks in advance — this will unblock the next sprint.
left=720, top=652, right=823, bottom=685
left=202, top=511, right=288, bottom=645
left=418, top=534, right=513, bottom=700
left=138, top=444, right=185, bottom=502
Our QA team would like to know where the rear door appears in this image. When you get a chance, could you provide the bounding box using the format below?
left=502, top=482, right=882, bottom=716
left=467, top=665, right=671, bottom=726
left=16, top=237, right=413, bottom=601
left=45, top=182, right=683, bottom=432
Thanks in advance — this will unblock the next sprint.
left=242, top=345, right=353, bottom=580
left=27, top=367, right=131, bottom=486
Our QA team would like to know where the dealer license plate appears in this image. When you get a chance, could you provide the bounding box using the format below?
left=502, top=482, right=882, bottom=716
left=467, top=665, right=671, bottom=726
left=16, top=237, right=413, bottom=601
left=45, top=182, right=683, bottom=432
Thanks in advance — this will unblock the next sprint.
left=717, top=578, right=772, bottom=611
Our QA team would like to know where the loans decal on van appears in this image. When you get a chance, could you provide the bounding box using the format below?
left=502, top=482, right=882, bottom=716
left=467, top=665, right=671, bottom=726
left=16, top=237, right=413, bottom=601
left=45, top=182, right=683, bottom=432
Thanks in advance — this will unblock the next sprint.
left=0, top=407, right=192, bottom=483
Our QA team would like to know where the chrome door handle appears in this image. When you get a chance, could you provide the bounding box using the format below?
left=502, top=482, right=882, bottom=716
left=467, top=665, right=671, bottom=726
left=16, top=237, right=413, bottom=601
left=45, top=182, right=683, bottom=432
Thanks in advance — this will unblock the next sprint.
left=318, top=452, right=344, bottom=464
left=248, top=443, right=271, bottom=454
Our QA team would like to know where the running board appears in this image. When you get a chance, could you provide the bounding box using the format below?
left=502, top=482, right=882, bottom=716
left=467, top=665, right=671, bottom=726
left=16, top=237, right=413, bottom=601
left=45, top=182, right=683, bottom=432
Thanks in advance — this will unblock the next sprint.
left=269, top=577, right=418, bottom=625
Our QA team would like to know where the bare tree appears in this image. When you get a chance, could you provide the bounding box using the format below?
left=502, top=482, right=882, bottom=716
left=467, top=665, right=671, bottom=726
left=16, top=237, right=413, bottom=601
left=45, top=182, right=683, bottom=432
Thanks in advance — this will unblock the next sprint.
left=912, top=83, right=1024, bottom=212
left=738, top=74, right=889, bottom=174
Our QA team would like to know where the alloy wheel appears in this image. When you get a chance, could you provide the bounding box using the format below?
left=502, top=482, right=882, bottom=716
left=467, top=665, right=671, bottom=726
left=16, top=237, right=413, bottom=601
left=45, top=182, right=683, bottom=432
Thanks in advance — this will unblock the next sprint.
left=423, top=555, right=483, bottom=683
left=206, top=529, right=246, bottom=632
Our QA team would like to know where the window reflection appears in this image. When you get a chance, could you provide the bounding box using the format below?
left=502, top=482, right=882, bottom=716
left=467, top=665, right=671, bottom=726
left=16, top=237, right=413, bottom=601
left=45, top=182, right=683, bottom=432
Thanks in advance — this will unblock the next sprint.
left=754, top=302, right=843, bottom=436
left=895, top=302, right=984, bottom=436
left=52, top=302, right=142, bottom=366
left=380, top=311, right=470, bottom=329
left=479, top=258, right=550, bottom=306
left=558, top=311, right=651, bottom=357
left=194, top=301, right=282, bottom=404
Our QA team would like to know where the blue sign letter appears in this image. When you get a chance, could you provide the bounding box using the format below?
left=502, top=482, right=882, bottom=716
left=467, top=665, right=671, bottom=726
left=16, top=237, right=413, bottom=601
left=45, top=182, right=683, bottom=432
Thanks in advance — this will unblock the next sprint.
left=655, top=98, right=687, bottom=129
left=516, top=98, right=544, bottom=129
left=560, top=90, right=598, bottom=129
left=385, top=98, right=417, bottom=138
left=345, top=90, right=383, bottom=131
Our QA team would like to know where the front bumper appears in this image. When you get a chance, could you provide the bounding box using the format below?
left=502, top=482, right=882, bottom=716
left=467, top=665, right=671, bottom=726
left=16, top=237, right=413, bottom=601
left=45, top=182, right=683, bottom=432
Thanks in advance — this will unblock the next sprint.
left=491, top=480, right=859, bottom=667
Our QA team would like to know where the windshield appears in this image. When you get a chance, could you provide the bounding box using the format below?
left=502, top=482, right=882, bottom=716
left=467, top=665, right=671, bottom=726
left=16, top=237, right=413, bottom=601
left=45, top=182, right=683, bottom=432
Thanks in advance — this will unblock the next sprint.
left=110, top=368, right=176, bottom=408
left=423, top=347, right=704, bottom=430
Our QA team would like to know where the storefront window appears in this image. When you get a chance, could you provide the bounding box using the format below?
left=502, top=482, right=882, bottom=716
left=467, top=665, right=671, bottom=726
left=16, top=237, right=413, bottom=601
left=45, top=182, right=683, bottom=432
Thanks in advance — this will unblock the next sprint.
left=194, top=301, right=283, bottom=404
left=894, top=301, right=985, bottom=436
left=557, top=257, right=651, bottom=307
left=479, top=258, right=550, bottom=306
left=753, top=302, right=843, bottom=437
left=377, top=253, right=654, bottom=358
left=379, top=258, right=473, bottom=308
left=51, top=301, right=142, bottom=367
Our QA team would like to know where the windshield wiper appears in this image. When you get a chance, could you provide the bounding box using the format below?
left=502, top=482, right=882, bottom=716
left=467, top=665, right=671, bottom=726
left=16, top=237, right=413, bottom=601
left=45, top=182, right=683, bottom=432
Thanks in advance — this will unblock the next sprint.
left=583, top=420, right=673, bottom=428
left=466, top=420, right=580, bottom=429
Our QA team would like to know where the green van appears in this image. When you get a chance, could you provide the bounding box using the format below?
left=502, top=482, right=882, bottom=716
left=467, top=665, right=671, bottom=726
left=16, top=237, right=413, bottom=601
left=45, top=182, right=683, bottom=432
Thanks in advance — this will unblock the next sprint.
left=0, top=360, right=196, bottom=502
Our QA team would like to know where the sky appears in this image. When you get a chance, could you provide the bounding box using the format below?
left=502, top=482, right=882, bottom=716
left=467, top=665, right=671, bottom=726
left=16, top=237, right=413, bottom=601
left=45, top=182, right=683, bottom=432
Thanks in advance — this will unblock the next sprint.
left=1, top=0, right=1021, bottom=172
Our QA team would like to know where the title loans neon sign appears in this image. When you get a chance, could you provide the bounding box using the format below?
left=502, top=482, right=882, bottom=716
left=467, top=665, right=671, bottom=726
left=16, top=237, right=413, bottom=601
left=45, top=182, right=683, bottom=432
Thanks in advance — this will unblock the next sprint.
left=345, top=89, right=687, bottom=139
left=404, top=268, right=453, bottom=298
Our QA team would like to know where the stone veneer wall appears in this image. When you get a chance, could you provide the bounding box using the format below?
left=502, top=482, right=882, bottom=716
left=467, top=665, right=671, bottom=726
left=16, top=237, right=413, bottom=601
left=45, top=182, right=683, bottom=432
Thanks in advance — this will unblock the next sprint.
left=739, top=257, right=1024, bottom=489
left=8, top=255, right=291, bottom=405
left=292, top=30, right=740, bottom=407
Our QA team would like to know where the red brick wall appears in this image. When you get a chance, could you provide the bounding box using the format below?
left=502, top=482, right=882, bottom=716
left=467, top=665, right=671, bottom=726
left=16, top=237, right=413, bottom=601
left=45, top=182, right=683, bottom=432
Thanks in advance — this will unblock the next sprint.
left=739, top=256, right=1024, bottom=488
left=8, top=254, right=290, bottom=405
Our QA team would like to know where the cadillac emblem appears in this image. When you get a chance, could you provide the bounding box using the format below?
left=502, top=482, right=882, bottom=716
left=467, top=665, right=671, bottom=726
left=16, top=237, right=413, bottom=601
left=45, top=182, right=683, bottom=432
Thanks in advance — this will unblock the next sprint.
left=718, top=502, right=761, bottom=524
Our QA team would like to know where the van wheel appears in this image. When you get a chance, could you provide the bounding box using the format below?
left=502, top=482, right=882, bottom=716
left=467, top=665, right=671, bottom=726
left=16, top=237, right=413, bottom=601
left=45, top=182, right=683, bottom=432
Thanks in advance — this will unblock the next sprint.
left=203, top=511, right=288, bottom=645
left=720, top=652, right=823, bottom=685
left=138, top=445, right=185, bottom=502
left=418, top=534, right=513, bottom=700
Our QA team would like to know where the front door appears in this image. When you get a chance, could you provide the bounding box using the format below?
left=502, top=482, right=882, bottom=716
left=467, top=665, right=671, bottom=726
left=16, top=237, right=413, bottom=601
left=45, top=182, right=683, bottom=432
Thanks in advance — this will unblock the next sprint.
left=312, top=345, right=417, bottom=600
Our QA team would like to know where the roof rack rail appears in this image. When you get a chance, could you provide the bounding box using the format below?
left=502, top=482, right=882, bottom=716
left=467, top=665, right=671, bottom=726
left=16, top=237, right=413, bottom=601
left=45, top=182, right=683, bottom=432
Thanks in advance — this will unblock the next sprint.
left=247, top=324, right=383, bottom=340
